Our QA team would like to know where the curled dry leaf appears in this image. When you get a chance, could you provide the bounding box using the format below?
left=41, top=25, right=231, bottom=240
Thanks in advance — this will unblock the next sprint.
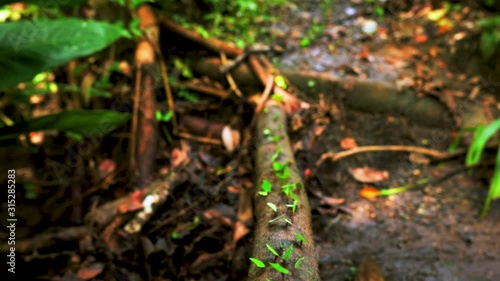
left=233, top=220, right=250, bottom=244
left=349, top=167, right=389, bottom=183
left=77, top=262, right=105, bottom=280
left=320, top=196, right=345, bottom=206
left=340, top=137, right=358, bottom=150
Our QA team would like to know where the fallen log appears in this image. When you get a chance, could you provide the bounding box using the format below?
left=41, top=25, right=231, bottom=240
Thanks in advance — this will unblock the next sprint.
left=249, top=100, right=320, bottom=281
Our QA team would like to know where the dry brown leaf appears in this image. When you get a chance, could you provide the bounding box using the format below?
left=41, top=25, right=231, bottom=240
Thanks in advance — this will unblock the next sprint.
left=233, top=220, right=250, bottom=244
left=409, top=153, right=430, bottom=165
left=340, top=137, right=358, bottom=150
left=77, top=262, right=105, bottom=280
left=320, top=196, right=346, bottom=206
left=349, top=167, right=389, bottom=183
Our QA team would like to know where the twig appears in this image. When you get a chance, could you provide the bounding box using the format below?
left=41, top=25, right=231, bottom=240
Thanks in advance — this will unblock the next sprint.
left=220, top=52, right=243, bottom=97
left=316, top=145, right=465, bottom=167
left=129, top=68, right=141, bottom=177
left=178, top=81, right=229, bottom=99
left=176, top=132, right=222, bottom=146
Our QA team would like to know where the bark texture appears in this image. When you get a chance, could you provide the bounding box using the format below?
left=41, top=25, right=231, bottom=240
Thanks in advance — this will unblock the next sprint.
left=249, top=101, right=320, bottom=281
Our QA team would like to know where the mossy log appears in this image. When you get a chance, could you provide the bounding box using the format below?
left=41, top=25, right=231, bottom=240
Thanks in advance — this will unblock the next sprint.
left=249, top=101, right=320, bottom=281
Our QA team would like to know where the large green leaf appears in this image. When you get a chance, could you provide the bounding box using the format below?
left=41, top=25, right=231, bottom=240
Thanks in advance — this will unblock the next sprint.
left=0, top=0, right=87, bottom=7
left=0, top=18, right=130, bottom=90
left=0, top=109, right=130, bottom=140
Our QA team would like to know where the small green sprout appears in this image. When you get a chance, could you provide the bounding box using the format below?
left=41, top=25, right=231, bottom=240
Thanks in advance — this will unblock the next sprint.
left=266, top=244, right=279, bottom=256
left=294, top=257, right=305, bottom=268
left=274, top=75, right=288, bottom=89
left=259, top=180, right=272, bottom=196
left=267, top=202, right=278, bottom=212
left=272, top=162, right=287, bottom=172
left=263, top=107, right=269, bottom=113
left=263, top=128, right=271, bottom=135
left=269, top=262, right=290, bottom=274
left=282, top=244, right=293, bottom=260
left=294, top=233, right=307, bottom=244
left=249, top=257, right=265, bottom=268
left=271, top=145, right=282, bottom=162
left=271, top=93, right=284, bottom=102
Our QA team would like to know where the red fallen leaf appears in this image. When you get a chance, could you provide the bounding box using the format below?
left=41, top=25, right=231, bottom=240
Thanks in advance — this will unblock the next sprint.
left=320, top=196, right=345, bottom=206
left=360, top=46, right=370, bottom=60
left=77, top=262, right=105, bottom=280
left=98, top=159, right=115, bottom=179
left=340, top=137, right=358, bottom=149
left=414, top=34, right=428, bottom=43
left=348, top=167, right=389, bottom=183
left=360, top=186, right=380, bottom=199
left=304, top=168, right=311, bottom=179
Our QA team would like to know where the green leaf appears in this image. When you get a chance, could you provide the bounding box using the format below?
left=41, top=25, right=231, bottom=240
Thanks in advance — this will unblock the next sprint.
left=267, top=202, right=278, bottom=212
left=263, top=128, right=271, bottom=135
left=272, top=161, right=287, bottom=172
left=274, top=75, right=287, bottom=89
left=294, top=257, right=305, bottom=268
left=271, top=145, right=281, bottom=162
left=282, top=244, right=293, bottom=260
left=0, top=19, right=129, bottom=90
left=266, top=244, right=279, bottom=257
left=0, top=0, right=87, bottom=6
left=271, top=93, right=283, bottom=102
left=262, top=180, right=272, bottom=192
left=466, top=119, right=500, bottom=165
left=0, top=110, right=130, bottom=140
left=294, top=233, right=307, bottom=244
left=480, top=30, right=500, bottom=61
left=249, top=257, right=266, bottom=268
left=269, top=262, right=290, bottom=274
left=480, top=144, right=500, bottom=217
left=300, top=37, right=311, bottom=48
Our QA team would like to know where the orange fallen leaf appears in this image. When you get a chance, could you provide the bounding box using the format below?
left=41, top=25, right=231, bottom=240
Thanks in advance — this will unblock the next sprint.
left=360, top=46, right=370, bottom=60
left=340, top=137, right=358, bottom=149
left=360, top=186, right=380, bottom=199
left=349, top=167, right=389, bottom=183
left=414, top=34, right=428, bottom=43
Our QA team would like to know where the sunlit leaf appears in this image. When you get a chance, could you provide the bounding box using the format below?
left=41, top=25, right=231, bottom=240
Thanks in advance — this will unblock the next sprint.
left=481, top=145, right=500, bottom=217
left=249, top=258, right=265, bottom=268
left=274, top=75, right=287, bottom=89
left=269, top=262, right=290, bottom=274
left=266, top=244, right=279, bottom=257
left=466, top=119, right=500, bottom=165
left=282, top=244, right=293, bottom=260
left=294, top=233, right=307, bottom=244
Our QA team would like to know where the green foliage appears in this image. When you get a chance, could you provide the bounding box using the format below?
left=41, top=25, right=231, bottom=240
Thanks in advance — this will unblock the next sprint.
left=249, top=257, right=266, bottom=268
left=274, top=76, right=287, bottom=89
left=282, top=244, right=293, bottom=260
left=0, top=18, right=129, bottom=90
left=267, top=202, right=278, bottom=212
left=465, top=119, right=500, bottom=217
left=259, top=179, right=272, bottom=196
left=266, top=243, right=279, bottom=257
left=269, top=262, right=290, bottom=274
left=294, top=257, right=305, bottom=268
left=0, top=0, right=87, bottom=6
left=294, top=233, right=307, bottom=244
left=477, top=16, right=500, bottom=61
left=0, top=110, right=130, bottom=141
left=156, top=110, right=173, bottom=122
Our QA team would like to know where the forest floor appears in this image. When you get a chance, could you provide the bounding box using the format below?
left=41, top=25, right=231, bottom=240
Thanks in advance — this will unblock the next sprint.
left=1, top=0, right=499, bottom=280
